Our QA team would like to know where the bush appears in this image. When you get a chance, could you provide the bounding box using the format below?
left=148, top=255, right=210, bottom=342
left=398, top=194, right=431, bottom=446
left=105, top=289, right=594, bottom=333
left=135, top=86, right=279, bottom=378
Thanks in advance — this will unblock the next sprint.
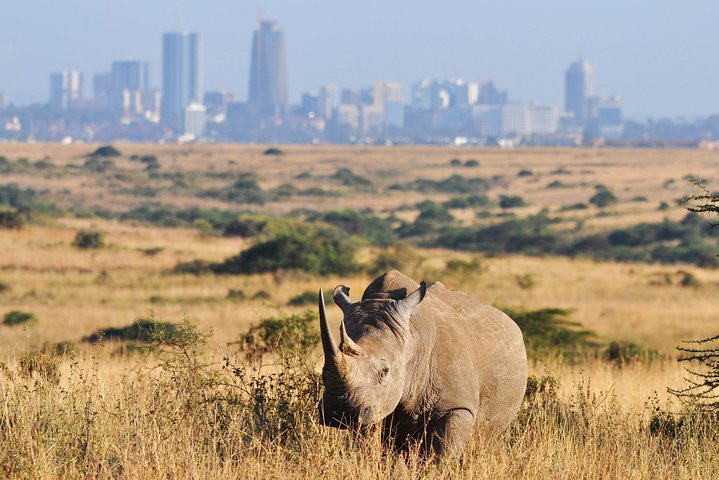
left=331, top=168, right=372, bottom=187
left=263, top=147, right=285, bottom=155
left=201, top=174, right=265, bottom=204
left=222, top=217, right=268, bottom=238
left=499, top=195, right=528, bottom=209
left=445, top=257, right=482, bottom=275
left=236, top=310, right=319, bottom=361
left=503, top=307, right=598, bottom=359
left=603, top=340, right=659, bottom=367
left=83, top=157, right=114, bottom=173
left=464, top=159, right=480, bottom=167
left=449, top=158, right=462, bottom=166
left=72, top=230, right=104, bottom=249
left=3, top=310, right=38, bottom=327
left=83, top=318, right=185, bottom=344
left=212, top=225, right=360, bottom=275
left=0, top=208, right=24, bottom=229
left=395, top=174, right=491, bottom=194
left=89, top=145, right=121, bottom=157
left=172, top=260, right=213, bottom=275
left=442, top=195, right=491, bottom=209
left=517, top=169, right=534, bottom=177
left=415, top=201, right=454, bottom=224
left=288, top=289, right=333, bottom=307
left=590, top=188, right=618, bottom=208
left=310, top=209, right=396, bottom=246
left=368, top=245, right=425, bottom=278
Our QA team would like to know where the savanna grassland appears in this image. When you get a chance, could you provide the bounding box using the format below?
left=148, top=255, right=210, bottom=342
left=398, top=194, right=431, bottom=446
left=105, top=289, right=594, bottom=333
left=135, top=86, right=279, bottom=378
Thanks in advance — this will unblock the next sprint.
left=1, top=144, right=719, bottom=479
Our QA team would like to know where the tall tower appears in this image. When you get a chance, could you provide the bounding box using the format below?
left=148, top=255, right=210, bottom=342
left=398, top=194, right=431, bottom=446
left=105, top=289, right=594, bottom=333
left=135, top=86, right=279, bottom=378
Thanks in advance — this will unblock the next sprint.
left=161, top=32, right=202, bottom=128
left=248, top=19, right=288, bottom=118
left=49, top=71, right=83, bottom=110
left=564, top=58, right=594, bottom=127
left=111, top=60, right=150, bottom=114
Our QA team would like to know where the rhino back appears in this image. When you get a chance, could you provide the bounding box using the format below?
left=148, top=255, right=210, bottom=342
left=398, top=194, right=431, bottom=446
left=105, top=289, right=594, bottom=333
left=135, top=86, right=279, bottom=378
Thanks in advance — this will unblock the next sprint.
left=415, top=282, right=527, bottom=433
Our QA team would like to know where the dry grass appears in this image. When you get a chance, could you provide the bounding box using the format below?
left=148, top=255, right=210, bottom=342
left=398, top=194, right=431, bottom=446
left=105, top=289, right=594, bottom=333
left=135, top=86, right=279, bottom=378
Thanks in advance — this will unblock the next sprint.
left=2, top=145, right=719, bottom=478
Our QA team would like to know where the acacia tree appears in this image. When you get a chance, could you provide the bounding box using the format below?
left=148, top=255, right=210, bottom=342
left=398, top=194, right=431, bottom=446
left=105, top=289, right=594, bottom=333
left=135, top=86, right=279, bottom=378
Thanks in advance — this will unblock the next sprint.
left=669, top=182, right=719, bottom=408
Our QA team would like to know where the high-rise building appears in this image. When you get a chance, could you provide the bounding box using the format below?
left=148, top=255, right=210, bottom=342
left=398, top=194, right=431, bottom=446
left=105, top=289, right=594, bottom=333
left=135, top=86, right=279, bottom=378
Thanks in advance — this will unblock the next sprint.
left=111, top=60, right=150, bottom=114
left=162, top=32, right=203, bottom=129
left=0, top=91, right=7, bottom=110
left=49, top=71, right=83, bottom=110
left=248, top=20, right=288, bottom=119
left=93, top=73, right=112, bottom=108
left=564, top=58, right=594, bottom=127
left=478, top=81, right=508, bottom=105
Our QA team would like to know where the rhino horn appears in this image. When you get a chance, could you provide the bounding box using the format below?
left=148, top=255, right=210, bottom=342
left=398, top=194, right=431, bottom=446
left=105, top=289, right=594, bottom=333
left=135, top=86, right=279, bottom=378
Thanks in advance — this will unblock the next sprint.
left=319, top=288, right=339, bottom=359
left=333, top=285, right=353, bottom=313
left=319, top=289, right=356, bottom=386
left=339, top=319, right=367, bottom=357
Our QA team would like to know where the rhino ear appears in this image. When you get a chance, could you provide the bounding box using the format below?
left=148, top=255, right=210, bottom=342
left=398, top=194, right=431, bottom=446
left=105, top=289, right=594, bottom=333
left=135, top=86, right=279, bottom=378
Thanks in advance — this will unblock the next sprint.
left=393, top=281, right=427, bottom=325
left=333, top=285, right=353, bottom=313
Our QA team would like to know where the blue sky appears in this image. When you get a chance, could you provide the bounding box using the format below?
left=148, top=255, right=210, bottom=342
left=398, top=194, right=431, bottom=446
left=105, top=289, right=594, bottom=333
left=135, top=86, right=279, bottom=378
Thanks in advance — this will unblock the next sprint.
left=1, top=0, right=717, bottom=119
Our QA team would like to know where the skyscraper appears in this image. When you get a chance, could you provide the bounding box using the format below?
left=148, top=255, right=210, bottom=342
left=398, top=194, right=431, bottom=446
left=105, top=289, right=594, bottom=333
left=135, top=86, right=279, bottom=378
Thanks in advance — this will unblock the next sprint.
left=248, top=20, right=288, bottom=119
left=111, top=60, right=150, bottom=113
left=49, top=71, right=83, bottom=110
left=162, top=32, right=202, bottom=129
left=564, top=58, right=594, bottom=127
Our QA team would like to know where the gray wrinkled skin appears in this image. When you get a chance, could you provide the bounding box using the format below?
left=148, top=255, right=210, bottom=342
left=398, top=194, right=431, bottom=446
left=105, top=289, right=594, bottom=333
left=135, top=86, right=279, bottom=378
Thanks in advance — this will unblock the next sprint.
left=318, top=270, right=528, bottom=459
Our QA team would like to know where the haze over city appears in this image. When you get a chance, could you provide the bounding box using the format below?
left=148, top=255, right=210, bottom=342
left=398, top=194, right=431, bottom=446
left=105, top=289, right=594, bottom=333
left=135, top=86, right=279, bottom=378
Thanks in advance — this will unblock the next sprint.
left=1, top=0, right=717, bottom=119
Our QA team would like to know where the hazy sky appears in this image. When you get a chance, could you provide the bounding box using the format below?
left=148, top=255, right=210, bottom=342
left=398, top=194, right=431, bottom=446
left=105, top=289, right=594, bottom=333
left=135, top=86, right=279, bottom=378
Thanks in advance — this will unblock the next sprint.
left=1, top=0, right=717, bottom=119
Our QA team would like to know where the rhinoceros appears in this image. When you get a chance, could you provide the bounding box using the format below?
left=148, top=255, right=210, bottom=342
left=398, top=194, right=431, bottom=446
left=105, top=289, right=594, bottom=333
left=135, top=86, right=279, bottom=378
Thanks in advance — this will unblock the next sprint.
left=317, top=270, right=528, bottom=458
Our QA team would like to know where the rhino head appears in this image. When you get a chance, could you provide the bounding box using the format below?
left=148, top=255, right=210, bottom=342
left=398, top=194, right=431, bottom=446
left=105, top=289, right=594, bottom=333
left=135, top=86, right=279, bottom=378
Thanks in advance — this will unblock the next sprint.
left=317, top=281, right=427, bottom=429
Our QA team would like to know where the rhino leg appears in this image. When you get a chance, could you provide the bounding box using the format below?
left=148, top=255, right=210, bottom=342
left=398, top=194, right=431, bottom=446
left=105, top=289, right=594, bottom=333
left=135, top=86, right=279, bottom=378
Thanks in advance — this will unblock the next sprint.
left=426, top=409, right=474, bottom=459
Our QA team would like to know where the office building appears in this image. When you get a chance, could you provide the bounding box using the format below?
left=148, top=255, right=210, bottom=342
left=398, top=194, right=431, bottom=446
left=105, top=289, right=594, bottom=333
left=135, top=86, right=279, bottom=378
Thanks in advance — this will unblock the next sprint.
left=564, top=58, right=594, bottom=126
left=162, top=31, right=203, bottom=129
left=111, top=60, right=150, bottom=114
left=49, top=71, right=83, bottom=110
left=248, top=20, right=288, bottom=119
left=0, top=91, right=7, bottom=110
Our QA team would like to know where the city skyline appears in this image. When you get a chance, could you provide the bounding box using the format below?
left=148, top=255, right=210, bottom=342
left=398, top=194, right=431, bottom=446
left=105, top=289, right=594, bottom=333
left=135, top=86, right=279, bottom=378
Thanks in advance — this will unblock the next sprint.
left=0, top=0, right=717, bottom=119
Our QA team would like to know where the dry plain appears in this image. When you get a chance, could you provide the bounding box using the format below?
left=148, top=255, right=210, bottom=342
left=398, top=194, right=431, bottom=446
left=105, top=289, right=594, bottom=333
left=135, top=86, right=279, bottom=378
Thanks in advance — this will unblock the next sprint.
left=1, top=144, right=718, bottom=479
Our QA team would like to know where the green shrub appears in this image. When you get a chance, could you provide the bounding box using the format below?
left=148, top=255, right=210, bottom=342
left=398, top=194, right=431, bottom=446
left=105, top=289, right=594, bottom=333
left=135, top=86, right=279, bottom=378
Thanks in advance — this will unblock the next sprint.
left=503, top=307, right=598, bottom=359
left=464, top=159, right=480, bottom=167
left=442, top=195, right=491, bottom=209
left=392, top=174, right=491, bottom=194
left=499, top=195, right=528, bottom=209
left=517, top=169, right=534, bottom=177
left=560, top=202, right=588, bottom=211
left=212, top=225, right=359, bottom=275
left=3, top=310, right=38, bottom=327
left=172, top=260, right=213, bottom=275
left=449, top=158, right=462, bottom=166
left=236, top=310, right=319, bottom=361
left=288, top=290, right=333, bottom=307
left=603, top=340, right=659, bottom=367
left=89, top=145, right=121, bottom=157
left=589, top=188, right=618, bottom=208
left=263, top=147, right=285, bottom=155
left=72, top=230, right=104, bottom=249
left=415, top=201, right=454, bottom=224
left=515, top=273, right=537, bottom=290
left=331, top=168, right=372, bottom=187
left=201, top=174, right=265, bottom=204
left=83, top=318, right=185, bottom=344
left=310, top=209, right=396, bottom=246
left=227, top=288, right=246, bottom=300
left=0, top=208, right=24, bottom=229
left=445, top=257, right=482, bottom=275
left=0, top=281, right=9, bottom=293
left=83, top=157, right=114, bottom=173
left=140, top=155, right=160, bottom=171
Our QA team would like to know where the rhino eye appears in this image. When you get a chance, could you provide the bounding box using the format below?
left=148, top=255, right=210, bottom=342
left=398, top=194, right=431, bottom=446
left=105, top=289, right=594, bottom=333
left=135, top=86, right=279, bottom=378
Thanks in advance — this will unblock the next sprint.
left=379, top=367, right=390, bottom=380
